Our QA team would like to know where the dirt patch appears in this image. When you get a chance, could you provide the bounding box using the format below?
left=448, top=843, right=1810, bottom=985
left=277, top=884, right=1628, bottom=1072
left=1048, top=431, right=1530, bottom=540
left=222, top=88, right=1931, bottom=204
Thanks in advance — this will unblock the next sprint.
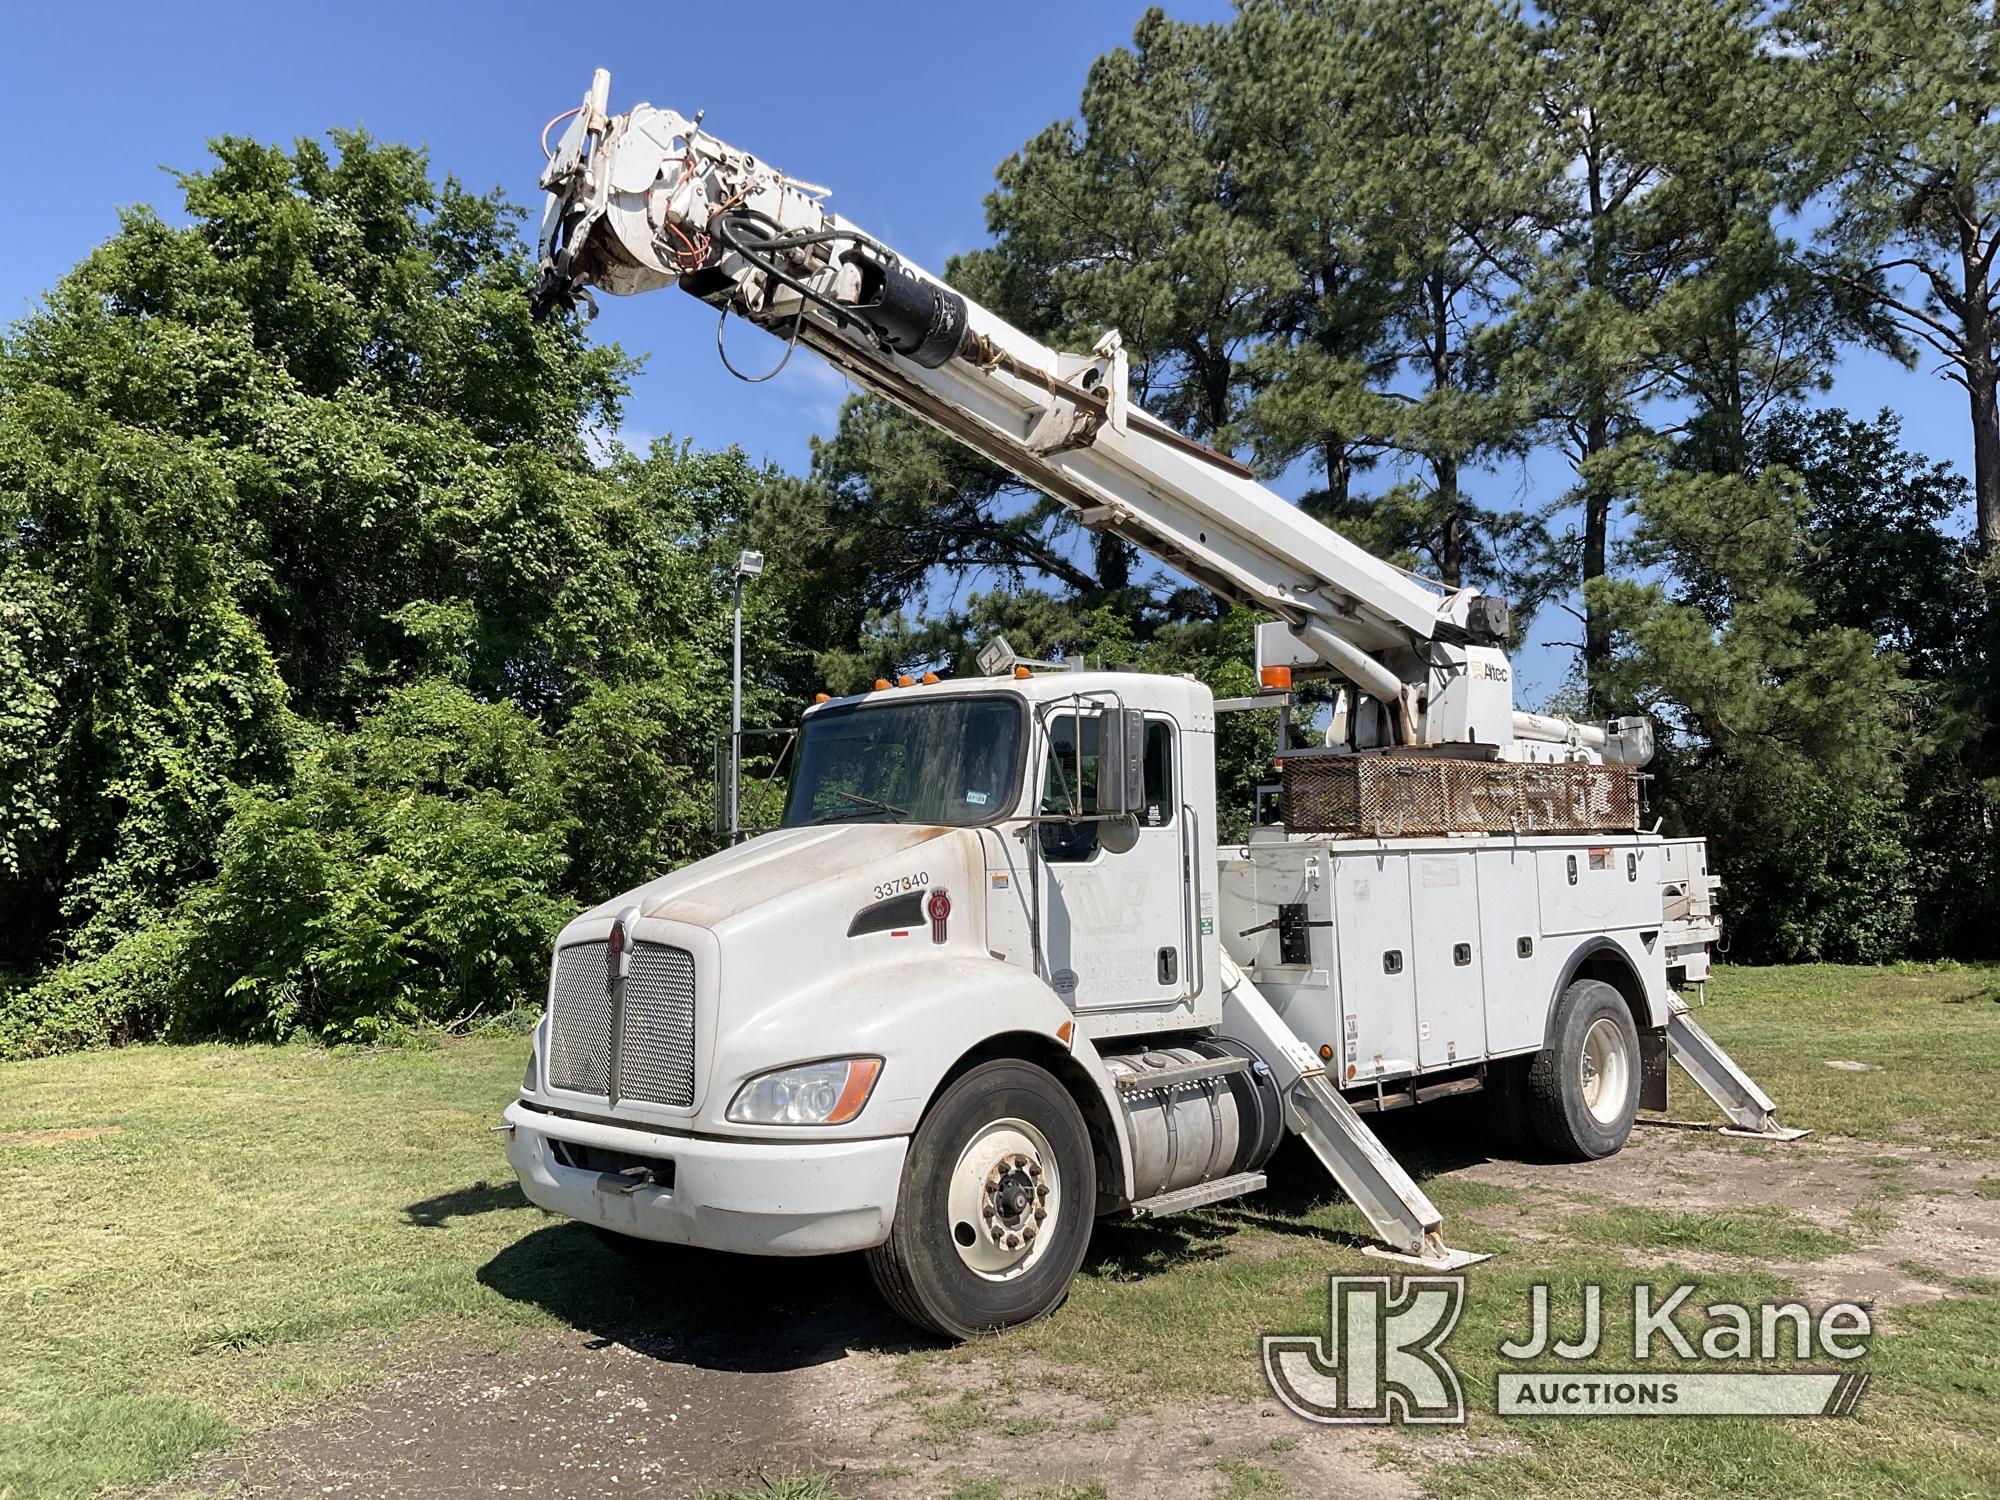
left=861, top=1354, right=1432, bottom=1499
left=1453, top=1126, right=2000, bottom=1311
left=0, top=1125, right=121, bottom=1147
left=145, top=1305, right=896, bottom=1500
left=146, top=1321, right=1428, bottom=1499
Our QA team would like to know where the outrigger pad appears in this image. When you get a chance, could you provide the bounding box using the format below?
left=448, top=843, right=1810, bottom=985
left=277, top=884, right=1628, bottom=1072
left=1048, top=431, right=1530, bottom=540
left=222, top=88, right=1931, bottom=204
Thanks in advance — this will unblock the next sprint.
left=1362, top=1244, right=1491, bottom=1271
left=1719, top=1125, right=1811, bottom=1142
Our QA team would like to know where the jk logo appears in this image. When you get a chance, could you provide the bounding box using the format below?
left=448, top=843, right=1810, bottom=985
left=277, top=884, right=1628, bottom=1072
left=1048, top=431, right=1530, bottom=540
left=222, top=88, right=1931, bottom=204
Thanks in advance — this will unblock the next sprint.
left=1263, top=1275, right=1467, bottom=1425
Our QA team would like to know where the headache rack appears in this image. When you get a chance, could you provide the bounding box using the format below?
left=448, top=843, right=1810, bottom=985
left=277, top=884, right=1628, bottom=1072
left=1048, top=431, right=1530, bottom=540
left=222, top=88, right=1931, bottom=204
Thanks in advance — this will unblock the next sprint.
left=1280, top=755, right=1642, bottom=837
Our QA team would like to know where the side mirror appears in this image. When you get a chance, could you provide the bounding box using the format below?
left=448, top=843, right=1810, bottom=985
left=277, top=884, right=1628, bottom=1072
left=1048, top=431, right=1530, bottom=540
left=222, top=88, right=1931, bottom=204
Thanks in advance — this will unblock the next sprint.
left=1098, top=814, right=1141, bottom=854
left=1096, top=708, right=1147, bottom=818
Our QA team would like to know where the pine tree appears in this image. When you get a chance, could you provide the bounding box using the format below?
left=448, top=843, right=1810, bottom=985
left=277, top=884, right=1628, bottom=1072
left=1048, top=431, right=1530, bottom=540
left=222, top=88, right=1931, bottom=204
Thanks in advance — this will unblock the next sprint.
left=1788, top=0, right=2000, bottom=561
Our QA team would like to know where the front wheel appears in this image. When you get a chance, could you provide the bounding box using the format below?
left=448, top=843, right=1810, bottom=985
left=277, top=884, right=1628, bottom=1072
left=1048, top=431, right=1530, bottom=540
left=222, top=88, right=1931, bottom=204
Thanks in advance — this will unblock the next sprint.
left=867, top=1059, right=1096, bottom=1340
left=1525, top=978, right=1640, bottom=1160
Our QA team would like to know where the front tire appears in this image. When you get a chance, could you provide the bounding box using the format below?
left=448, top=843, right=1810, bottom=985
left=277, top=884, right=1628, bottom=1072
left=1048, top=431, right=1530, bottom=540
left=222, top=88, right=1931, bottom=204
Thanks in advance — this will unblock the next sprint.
left=867, top=1059, right=1096, bottom=1340
left=1525, top=978, right=1640, bottom=1160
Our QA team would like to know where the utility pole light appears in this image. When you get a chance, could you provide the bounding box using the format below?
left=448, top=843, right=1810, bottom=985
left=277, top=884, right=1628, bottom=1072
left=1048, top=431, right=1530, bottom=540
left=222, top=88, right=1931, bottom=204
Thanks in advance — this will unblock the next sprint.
left=730, top=551, right=765, bottom=843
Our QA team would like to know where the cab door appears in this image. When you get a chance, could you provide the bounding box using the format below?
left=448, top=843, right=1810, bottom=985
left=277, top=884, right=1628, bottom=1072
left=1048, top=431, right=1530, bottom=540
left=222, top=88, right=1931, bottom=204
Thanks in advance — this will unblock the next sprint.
left=1036, top=708, right=1188, bottom=1012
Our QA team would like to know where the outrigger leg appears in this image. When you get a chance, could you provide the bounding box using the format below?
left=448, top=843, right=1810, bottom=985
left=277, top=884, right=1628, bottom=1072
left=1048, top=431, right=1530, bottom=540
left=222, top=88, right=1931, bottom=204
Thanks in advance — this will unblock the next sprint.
left=1220, top=955, right=1489, bottom=1270
left=1664, top=994, right=1810, bottom=1141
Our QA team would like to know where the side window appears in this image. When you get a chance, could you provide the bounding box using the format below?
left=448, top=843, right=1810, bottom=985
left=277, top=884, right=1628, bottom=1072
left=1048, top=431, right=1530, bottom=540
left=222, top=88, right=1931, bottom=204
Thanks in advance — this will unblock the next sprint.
left=1039, top=712, right=1100, bottom=863
left=1039, top=713, right=1174, bottom=858
left=1141, top=719, right=1174, bottom=828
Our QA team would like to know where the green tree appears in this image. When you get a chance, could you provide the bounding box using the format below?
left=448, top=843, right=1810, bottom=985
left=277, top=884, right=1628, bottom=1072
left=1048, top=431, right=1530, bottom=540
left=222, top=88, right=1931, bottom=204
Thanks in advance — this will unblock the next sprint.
left=1788, top=0, right=2000, bottom=560
left=0, top=129, right=798, bottom=1052
left=1596, top=441, right=1914, bottom=960
left=1755, top=406, right=1996, bottom=956
left=1238, top=0, right=1559, bottom=594
left=955, top=9, right=1274, bottom=442
left=176, top=682, right=577, bottom=1043
left=1518, top=0, right=1833, bottom=708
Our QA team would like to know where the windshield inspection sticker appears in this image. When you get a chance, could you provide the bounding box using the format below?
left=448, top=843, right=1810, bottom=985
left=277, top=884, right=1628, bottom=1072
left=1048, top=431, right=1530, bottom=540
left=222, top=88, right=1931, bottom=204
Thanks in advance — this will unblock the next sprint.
left=965, top=789, right=989, bottom=805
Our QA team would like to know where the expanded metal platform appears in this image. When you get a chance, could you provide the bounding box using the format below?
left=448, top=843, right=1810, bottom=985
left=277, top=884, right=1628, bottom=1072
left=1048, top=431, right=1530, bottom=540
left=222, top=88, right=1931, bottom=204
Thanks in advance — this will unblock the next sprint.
left=1280, top=755, right=1641, bottom=837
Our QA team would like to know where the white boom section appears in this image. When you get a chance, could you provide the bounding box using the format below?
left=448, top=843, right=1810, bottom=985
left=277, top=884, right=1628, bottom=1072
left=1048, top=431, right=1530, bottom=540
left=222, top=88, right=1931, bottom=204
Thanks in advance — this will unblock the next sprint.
left=530, top=70, right=1642, bottom=761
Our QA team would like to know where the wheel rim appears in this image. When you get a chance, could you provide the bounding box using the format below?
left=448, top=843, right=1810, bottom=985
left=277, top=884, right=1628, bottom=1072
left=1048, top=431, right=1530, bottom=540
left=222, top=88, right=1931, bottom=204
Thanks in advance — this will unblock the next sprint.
left=1579, top=1016, right=1631, bottom=1125
left=946, top=1116, right=1061, bottom=1281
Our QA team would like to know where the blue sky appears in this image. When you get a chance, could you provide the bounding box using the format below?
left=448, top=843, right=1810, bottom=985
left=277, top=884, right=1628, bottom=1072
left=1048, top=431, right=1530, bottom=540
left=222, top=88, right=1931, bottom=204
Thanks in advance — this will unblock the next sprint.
left=0, top=1, right=1974, bottom=708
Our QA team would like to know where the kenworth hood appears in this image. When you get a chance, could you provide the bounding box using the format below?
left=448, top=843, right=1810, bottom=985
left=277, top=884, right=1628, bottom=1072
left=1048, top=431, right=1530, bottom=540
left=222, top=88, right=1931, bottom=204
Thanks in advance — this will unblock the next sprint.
left=570, top=822, right=986, bottom=938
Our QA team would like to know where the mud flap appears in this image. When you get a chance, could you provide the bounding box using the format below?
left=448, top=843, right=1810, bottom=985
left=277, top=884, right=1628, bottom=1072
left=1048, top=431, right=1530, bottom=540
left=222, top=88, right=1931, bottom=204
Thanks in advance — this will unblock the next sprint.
left=1639, top=1027, right=1670, bottom=1114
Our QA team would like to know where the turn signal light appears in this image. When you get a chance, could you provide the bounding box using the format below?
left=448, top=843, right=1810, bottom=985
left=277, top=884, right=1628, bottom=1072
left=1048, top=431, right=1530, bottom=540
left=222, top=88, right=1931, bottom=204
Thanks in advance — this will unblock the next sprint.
left=1318, top=1043, right=1334, bottom=1061
left=1260, top=664, right=1293, bottom=691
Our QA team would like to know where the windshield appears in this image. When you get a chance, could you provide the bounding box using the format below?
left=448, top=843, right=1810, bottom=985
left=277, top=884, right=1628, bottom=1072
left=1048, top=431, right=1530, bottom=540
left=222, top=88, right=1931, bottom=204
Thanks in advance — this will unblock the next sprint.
left=780, top=696, right=1024, bottom=828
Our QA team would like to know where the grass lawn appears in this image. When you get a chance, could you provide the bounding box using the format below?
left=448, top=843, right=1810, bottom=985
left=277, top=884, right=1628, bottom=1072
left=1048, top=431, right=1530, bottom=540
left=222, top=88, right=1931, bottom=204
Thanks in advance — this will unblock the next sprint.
left=1, top=963, right=1996, bottom=1498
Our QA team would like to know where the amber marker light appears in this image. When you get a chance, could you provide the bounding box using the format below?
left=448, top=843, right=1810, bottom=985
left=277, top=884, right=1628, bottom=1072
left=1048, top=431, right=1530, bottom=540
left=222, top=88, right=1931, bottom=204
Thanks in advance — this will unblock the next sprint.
left=1260, top=664, right=1293, bottom=691
left=828, top=1058, right=883, bottom=1124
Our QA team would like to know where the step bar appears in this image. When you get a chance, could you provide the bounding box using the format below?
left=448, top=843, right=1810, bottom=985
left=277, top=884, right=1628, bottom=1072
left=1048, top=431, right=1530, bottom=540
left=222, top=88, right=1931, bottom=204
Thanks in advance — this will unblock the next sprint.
left=1131, top=1170, right=1268, bottom=1220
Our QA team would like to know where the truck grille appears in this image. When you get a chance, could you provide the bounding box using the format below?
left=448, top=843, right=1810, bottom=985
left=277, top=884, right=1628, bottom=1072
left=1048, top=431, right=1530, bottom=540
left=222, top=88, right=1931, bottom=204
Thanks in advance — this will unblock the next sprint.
left=545, top=939, right=698, bottom=1107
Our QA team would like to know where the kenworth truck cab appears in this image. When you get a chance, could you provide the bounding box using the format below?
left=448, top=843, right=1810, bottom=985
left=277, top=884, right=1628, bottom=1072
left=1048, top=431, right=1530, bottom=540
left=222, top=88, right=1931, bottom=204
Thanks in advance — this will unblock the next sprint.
left=502, top=72, right=1800, bottom=1338
left=506, top=672, right=1221, bottom=1320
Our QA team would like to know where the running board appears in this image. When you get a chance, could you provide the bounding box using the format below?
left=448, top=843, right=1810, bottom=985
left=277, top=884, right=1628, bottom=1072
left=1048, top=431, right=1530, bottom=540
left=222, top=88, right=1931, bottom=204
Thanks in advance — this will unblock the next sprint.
left=1665, top=997, right=1809, bottom=1141
left=1131, top=1170, right=1267, bottom=1220
left=1218, top=953, right=1488, bottom=1269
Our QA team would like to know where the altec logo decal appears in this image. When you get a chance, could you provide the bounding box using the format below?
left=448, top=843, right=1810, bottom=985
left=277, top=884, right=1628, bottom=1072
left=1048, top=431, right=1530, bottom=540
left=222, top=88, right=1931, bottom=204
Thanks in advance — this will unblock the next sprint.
left=927, top=888, right=951, bottom=944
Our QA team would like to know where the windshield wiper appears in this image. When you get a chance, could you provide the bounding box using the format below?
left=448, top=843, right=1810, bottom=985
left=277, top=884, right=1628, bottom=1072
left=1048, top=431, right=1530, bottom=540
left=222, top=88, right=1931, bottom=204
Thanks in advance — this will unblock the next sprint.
left=808, top=789, right=911, bottom=823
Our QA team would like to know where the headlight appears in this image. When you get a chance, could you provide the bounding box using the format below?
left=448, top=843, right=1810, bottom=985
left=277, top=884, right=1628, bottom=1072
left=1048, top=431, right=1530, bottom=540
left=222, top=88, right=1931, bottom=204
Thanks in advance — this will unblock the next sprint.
left=727, top=1057, right=882, bottom=1126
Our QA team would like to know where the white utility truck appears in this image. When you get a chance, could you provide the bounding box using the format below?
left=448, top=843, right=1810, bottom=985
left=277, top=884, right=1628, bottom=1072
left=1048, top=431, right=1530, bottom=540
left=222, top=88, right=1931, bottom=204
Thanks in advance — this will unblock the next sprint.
left=502, top=72, right=1799, bottom=1339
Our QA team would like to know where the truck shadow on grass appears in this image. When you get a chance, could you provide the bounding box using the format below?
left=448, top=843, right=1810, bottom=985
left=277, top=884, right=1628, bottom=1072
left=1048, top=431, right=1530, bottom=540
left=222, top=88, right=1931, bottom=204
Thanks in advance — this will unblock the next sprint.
left=405, top=1179, right=529, bottom=1228
left=463, top=1094, right=1515, bottom=1367
left=475, top=1222, right=929, bottom=1370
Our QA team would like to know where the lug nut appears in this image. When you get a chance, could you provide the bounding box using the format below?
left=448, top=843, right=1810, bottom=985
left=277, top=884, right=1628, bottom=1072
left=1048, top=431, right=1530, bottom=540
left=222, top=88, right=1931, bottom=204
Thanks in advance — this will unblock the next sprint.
left=1022, top=1223, right=1037, bottom=1242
